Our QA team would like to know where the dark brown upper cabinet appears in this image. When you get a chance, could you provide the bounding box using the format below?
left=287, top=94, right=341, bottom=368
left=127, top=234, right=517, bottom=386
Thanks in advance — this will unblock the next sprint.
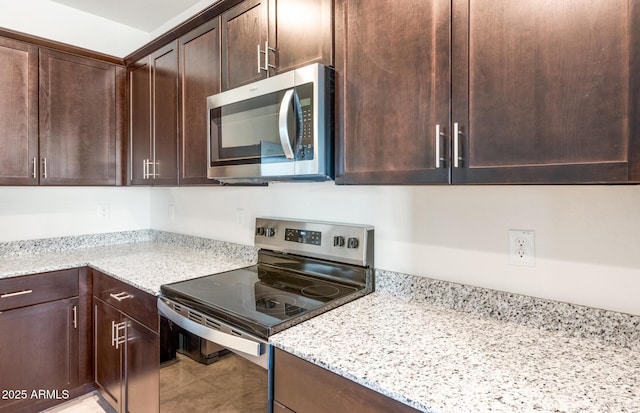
left=0, top=37, right=39, bottom=185
left=334, top=0, right=451, bottom=184
left=337, top=0, right=640, bottom=185
left=129, top=41, right=179, bottom=185
left=451, top=0, right=640, bottom=183
left=221, top=0, right=333, bottom=91
left=39, top=49, right=123, bottom=185
left=179, top=20, right=221, bottom=185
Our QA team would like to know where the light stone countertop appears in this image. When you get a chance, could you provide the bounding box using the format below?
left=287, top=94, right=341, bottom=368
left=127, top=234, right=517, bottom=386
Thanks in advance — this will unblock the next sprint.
left=270, top=285, right=640, bottom=413
left=0, top=231, right=257, bottom=295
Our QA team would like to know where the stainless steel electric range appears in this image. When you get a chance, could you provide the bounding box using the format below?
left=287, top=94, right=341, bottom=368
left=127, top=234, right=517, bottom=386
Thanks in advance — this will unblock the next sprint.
left=158, top=218, right=374, bottom=372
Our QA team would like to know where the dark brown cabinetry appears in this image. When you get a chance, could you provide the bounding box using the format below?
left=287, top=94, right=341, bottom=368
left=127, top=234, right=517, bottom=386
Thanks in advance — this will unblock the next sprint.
left=221, top=0, right=333, bottom=90
left=179, top=20, right=221, bottom=185
left=93, top=270, right=159, bottom=413
left=451, top=0, right=640, bottom=183
left=129, top=41, right=179, bottom=185
left=273, top=348, right=420, bottom=413
left=39, top=49, right=124, bottom=185
left=0, top=269, right=83, bottom=413
left=336, top=0, right=640, bottom=184
left=0, top=36, right=124, bottom=186
left=334, top=0, right=450, bottom=184
left=0, top=37, right=38, bottom=185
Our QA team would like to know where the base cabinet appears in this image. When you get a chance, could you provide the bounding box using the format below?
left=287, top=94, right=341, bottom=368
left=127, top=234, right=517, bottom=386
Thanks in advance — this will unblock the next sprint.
left=93, top=270, right=159, bottom=413
left=0, top=269, right=83, bottom=413
left=273, top=348, right=420, bottom=413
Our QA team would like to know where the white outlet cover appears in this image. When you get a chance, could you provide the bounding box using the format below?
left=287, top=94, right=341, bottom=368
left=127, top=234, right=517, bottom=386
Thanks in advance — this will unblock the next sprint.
left=508, top=230, right=535, bottom=267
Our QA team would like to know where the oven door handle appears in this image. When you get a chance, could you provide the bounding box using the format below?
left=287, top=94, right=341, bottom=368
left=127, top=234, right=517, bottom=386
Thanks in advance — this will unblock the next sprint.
left=158, top=299, right=265, bottom=357
left=278, top=88, right=301, bottom=160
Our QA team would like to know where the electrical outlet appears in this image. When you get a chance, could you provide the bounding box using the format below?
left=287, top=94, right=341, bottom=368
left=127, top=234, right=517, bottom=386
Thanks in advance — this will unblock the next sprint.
left=508, top=230, right=535, bottom=267
left=97, top=205, right=110, bottom=221
left=168, top=205, right=176, bottom=221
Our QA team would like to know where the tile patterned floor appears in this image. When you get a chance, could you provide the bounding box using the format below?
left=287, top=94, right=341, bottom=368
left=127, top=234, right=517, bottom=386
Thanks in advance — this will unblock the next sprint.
left=40, top=352, right=267, bottom=412
left=160, top=352, right=268, bottom=413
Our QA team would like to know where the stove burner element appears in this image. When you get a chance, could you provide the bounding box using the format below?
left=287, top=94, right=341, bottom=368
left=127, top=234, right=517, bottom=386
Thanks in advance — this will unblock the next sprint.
left=301, top=284, right=340, bottom=298
left=245, top=293, right=305, bottom=316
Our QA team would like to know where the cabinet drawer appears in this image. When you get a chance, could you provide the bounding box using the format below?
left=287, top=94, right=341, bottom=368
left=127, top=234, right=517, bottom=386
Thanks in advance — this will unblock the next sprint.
left=92, top=270, right=158, bottom=332
left=0, top=268, right=79, bottom=311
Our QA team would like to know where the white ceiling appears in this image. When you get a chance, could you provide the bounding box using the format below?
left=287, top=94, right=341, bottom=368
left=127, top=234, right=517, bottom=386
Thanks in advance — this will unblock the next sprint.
left=51, top=0, right=204, bottom=32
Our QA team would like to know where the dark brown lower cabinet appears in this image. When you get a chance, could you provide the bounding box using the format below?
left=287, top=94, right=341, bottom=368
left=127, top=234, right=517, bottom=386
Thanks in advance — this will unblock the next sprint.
left=273, top=348, right=420, bottom=413
left=0, top=269, right=84, bottom=413
left=93, top=269, right=159, bottom=413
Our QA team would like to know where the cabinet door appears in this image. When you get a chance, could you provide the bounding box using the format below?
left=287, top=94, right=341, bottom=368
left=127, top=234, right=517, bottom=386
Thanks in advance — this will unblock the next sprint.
left=452, top=0, right=640, bottom=183
left=334, top=0, right=451, bottom=184
left=0, top=37, right=38, bottom=185
left=124, top=317, right=159, bottom=413
left=95, top=298, right=123, bottom=412
left=0, top=298, right=79, bottom=413
left=39, top=49, right=119, bottom=185
left=274, top=0, right=333, bottom=73
left=129, top=57, right=152, bottom=185
left=179, top=19, right=221, bottom=185
left=221, top=0, right=270, bottom=90
left=151, top=41, right=179, bottom=185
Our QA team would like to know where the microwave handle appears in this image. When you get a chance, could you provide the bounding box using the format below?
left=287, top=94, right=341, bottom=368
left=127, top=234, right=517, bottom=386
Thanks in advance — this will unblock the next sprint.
left=278, top=89, right=302, bottom=160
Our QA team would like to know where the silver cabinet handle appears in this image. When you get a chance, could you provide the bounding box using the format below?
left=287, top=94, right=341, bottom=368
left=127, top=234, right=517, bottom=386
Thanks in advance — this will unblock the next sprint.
left=1, top=289, right=33, bottom=298
left=72, top=305, right=77, bottom=329
left=454, top=123, right=463, bottom=168
left=143, top=159, right=148, bottom=179
left=32, top=157, right=37, bottom=179
left=257, top=43, right=261, bottom=74
left=111, top=320, right=127, bottom=349
left=278, top=89, right=301, bottom=160
left=435, top=125, right=447, bottom=168
left=42, top=158, right=47, bottom=179
left=258, top=41, right=276, bottom=75
left=110, top=292, right=133, bottom=301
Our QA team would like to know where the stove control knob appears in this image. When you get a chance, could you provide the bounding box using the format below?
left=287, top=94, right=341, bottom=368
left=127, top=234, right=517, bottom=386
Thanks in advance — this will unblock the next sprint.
left=347, top=237, right=359, bottom=249
left=255, top=227, right=266, bottom=236
left=265, top=227, right=276, bottom=238
left=333, top=236, right=345, bottom=247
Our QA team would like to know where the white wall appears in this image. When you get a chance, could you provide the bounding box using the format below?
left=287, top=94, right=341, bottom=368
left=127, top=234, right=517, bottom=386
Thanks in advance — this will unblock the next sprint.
left=0, top=0, right=149, bottom=57
left=0, top=187, right=150, bottom=242
left=150, top=184, right=640, bottom=315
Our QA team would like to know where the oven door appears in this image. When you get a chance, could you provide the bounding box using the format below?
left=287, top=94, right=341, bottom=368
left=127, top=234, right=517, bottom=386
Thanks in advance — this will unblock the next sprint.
left=158, top=298, right=269, bottom=368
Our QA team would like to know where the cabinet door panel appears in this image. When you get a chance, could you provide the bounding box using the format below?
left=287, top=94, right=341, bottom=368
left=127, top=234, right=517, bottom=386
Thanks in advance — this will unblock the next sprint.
left=129, top=58, right=152, bottom=185
left=39, top=49, right=118, bottom=185
left=452, top=0, right=636, bottom=183
left=151, top=42, right=179, bottom=185
left=94, top=298, right=122, bottom=412
left=221, top=0, right=269, bottom=90
left=0, top=37, right=38, bottom=185
left=124, top=317, right=159, bottom=413
left=179, top=20, right=221, bottom=185
left=335, top=0, right=451, bottom=184
left=275, top=0, right=333, bottom=73
left=0, top=298, right=79, bottom=412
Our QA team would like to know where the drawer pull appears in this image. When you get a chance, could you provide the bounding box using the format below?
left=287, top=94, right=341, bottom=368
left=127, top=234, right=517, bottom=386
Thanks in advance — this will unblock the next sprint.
left=110, top=292, right=133, bottom=302
left=1, top=289, right=33, bottom=298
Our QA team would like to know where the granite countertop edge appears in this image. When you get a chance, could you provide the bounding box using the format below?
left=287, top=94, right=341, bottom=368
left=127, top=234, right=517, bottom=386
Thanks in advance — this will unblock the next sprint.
left=269, top=271, right=640, bottom=413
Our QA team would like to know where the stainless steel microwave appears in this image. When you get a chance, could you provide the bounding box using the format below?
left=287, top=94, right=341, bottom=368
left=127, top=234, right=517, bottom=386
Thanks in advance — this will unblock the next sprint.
left=207, top=63, right=334, bottom=183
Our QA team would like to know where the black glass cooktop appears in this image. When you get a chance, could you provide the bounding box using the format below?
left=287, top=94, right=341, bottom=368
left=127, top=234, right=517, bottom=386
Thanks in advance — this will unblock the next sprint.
left=161, top=264, right=361, bottom=338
